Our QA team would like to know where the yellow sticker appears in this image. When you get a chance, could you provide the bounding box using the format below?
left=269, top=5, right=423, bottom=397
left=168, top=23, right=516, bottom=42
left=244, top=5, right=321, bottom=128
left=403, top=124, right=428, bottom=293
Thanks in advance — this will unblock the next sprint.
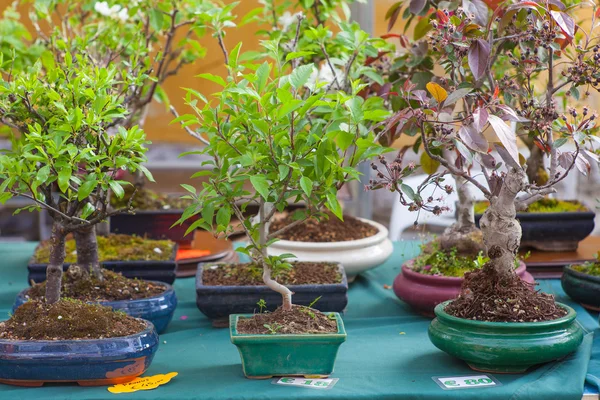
left=107, top=372, right=178, bottom=394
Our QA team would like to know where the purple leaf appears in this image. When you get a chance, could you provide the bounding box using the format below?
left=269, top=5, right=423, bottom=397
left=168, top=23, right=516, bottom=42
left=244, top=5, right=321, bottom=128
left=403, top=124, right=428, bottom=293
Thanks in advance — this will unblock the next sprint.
left=473, top=107, right=489, bottom=132
left=459, top=124, right=488, bottom=153
left=550, top=11, right=575, bottom=39
left=410, top=0, right=427, bottom=14
left=488, top=114, right=519, bottom=164
left=497, top=105, right=530, bottom=122
left=411, top=90, right=429, bottom=103
left=463, top=0, right=488, bottom=26
left=468, top=39, right=490, bottom=81
left=454, top=139, right=474, bottom=165
left=584, top=149, right=600, bottom=163
left=478, top=153, right=497, bottom=169
left=558, top=152, right=574, bottom=170
left=575, top=153, right=590, bottom=176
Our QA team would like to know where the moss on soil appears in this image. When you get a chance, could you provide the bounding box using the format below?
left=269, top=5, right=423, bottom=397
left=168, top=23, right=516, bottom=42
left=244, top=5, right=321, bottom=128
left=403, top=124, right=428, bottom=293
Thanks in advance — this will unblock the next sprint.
left=475, top=198, right=588, bottom=214
left=27, top=269, right=166, bottom=302
left=110, top=186, right=191, bottom=211
left=0, top=299, right=146, bottom=340
left=237, top=305, right=338, bottom=334
left=33, top=234, right=174, bottom=263
left=413, top=241, right=523, bottom=277
left=572, top=255, right=600, bottom=276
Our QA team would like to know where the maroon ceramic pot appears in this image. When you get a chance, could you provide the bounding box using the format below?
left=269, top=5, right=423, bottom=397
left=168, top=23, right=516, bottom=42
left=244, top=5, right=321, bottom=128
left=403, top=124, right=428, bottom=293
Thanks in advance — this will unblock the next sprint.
left=393, top=259, right=534, bottom=317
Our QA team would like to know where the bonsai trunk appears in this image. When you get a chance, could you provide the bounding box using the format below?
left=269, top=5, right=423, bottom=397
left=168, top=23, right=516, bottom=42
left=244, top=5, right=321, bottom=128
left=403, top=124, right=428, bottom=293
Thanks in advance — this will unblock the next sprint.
left=439, top=176, right=484, bottom=254
left=46, top=224, right=66, bottom=304
left=525, top=144, right=547, bottom=185
left=479, top=167, right=526, bottom=277
left=258, top=201, right=293, bottom=311
left=73, top=225, right=103, bottom=280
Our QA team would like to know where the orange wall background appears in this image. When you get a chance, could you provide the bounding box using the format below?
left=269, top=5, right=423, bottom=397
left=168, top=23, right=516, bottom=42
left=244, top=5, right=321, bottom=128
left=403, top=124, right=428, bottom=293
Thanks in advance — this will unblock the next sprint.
left=0, top=0, right=397, bottom=144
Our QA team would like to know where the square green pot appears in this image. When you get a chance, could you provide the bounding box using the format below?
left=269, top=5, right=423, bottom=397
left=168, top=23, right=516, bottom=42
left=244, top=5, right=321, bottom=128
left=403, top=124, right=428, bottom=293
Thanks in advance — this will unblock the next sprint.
left=229, top=313, right=347, bottom=379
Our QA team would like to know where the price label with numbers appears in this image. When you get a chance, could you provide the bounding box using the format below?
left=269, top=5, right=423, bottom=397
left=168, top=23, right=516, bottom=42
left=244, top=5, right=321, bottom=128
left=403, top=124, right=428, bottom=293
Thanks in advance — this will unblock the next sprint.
left=272, top=377, right=338, bottom=390
left=432, top=374, right=501, bottom=390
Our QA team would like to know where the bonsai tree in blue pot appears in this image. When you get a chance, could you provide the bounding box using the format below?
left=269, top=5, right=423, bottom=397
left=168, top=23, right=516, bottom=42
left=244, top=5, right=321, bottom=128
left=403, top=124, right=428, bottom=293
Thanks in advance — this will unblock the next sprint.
left=369, top=0, right=600, bottom=373
left=174, top=13, right=387, bottom=376
left=0, top=34, right=162, bottom=384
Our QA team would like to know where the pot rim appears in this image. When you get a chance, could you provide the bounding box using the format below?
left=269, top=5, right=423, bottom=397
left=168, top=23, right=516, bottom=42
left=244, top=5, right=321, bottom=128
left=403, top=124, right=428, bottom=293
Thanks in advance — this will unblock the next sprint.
left=17, top=281, right=174, bottom=306
left=563, top=265, right=600, bottom=284
left=473, top=199, right=595, bottom=219
left=433, top=300, right=576, bottom=330
left=268, top=218, right=388, bottom=250
left=229, top=312, right=347, bottom=340
left=0, top=319, right=155, bottom=345
left=197, top=262, right=348, bottom=291
left=402, top=258, right=527, bottom=283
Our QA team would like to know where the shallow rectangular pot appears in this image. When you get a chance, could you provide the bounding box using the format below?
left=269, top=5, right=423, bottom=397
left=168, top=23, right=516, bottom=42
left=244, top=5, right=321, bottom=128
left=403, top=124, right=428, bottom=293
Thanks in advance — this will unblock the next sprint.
left=28, top=244, right=178, bottom=285
left=230, top=313, right=346, bottom=378
left=109, top=210, right=198, bottom=243
left=196, top=263, right=348, bottom=326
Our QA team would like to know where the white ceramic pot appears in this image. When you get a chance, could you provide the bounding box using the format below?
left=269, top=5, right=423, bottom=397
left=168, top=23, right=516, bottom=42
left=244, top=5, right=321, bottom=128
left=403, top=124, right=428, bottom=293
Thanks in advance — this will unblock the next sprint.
left=268, top=218, right=393, bottom=282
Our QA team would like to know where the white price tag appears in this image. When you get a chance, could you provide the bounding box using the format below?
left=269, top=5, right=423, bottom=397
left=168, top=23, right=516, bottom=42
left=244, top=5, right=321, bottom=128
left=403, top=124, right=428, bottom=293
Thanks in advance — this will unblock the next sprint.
left=432, top=374, right=501, bottom=390
left=272, top=377, right=338, bottom=390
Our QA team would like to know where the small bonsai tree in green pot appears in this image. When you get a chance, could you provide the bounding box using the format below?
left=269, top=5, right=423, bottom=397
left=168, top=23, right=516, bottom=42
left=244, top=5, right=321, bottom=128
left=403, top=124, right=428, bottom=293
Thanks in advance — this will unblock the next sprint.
left=175, top=27, right=386, bottom=375
left=0, top=26, right=177, bottom=333
left=370, top=0, right=599, bottom=373
left=0, top=48, right=160, bottom=385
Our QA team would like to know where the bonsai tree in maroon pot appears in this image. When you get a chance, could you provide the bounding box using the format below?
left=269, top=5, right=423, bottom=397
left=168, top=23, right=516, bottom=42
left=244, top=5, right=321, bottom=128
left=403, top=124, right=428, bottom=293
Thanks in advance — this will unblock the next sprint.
left=369, top=0, right=598, bottom=372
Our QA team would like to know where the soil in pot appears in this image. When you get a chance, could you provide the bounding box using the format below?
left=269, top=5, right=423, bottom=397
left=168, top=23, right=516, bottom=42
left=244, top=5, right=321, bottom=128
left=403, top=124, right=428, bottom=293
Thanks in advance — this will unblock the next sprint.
left=110, top=186, right=191, bottom=211
left=1, top=299, right=145, bottom=340
left=26, top=268, right=166, bottom=302
left=446, top=263, right=565, bottom=322
left=474, top=198, right=589, bottom=214
left=237, top=305, right=338, bottom=334
left=203, top=262, right=342, bottom=286
left=33, top=234, right=175, bottom=263
left=270, top=212, right=377, bottom=242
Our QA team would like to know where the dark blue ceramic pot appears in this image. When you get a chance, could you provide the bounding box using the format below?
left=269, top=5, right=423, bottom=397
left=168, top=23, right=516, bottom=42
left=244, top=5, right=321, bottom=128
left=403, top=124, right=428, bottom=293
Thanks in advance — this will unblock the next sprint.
left=0, top=320, right=158, bottom=386
left=561, top=266, right=600, bottom=311
left=13, top=282, right=177, bottom=334
left=196, top=263, right=348, bottom=326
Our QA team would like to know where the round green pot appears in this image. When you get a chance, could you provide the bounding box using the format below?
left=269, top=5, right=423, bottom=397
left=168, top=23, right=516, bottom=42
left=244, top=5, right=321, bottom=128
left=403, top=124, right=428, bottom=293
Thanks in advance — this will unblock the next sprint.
left=428, top=301, right=583, bottom=373
left=561, top=266, right=600, bottom=311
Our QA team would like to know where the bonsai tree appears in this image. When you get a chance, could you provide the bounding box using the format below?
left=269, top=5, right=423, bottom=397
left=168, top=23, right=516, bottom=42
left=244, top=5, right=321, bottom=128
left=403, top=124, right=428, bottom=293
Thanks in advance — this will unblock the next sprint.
left=369, top=0, right=600, bottom=320
left=174, top=24, right=387, bottom=309
left=0, top=38, right=151, bottom=297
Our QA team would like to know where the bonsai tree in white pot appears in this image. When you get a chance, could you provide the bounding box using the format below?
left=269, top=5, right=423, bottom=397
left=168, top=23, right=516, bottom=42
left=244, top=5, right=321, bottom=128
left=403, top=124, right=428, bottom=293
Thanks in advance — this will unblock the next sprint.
left=174, top=23, right=386, bottom=374
left=369, top=0, right=598, bottom=372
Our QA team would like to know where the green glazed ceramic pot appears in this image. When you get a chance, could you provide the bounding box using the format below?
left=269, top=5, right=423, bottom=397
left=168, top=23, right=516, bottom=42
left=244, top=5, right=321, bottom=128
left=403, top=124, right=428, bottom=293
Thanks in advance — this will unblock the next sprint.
left=428, top=301, right=583, bottom=373
left=561, top=266, right=600, bottom=311
left=229, top=313, right=346, bottom=379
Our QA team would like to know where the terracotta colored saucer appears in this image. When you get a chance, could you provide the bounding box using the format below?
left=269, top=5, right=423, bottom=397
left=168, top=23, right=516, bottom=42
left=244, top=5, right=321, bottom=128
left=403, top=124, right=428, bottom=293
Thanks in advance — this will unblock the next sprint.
left=175, top=231, right=238, bottom=277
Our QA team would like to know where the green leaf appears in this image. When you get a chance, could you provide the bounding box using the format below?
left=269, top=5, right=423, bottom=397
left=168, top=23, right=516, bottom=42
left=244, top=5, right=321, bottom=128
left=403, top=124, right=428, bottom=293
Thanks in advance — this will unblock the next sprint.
left=325, top=192, right=343, bottom=220
left=216, top=206, right=231, bottom=227
left=420, top=152, right=439, bottom=174
left=289, top=64, right=315, bottom=89
left=78, top=180, right=96, bottom=201
left=250, top=176, right=269, bottom=200
left=81, top=203, right=95, bottom=220
left=108, top=180, right=124, bottom=199
left=58, top=167, right=71, bottom=193
left=196, top=73, right=226, bottom=87
left=300, top=176, right=313, bottom=197
left=229, top=42, right=242, bottom=70
left=401, top=184, right=416, bottom=201
left=181, top=184, right=197, bottom=195
left=345, top=97, right=364, bottom=123
left=256, top=62, right=270, bottom=92
left=138, top=164, right=155, bottom=182
left=202, top=202, right=215, bottom=225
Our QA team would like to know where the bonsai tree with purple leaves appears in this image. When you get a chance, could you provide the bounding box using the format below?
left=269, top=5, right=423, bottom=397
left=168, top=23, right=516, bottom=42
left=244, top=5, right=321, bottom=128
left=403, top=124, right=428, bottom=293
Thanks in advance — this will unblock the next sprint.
left=369, top=0, right=600, bottom=321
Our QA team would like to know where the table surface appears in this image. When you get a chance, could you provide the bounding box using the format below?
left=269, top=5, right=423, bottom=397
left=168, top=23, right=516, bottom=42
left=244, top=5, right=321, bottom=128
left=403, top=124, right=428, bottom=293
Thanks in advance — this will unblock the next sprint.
left=0, top=240, right=597, bottom=400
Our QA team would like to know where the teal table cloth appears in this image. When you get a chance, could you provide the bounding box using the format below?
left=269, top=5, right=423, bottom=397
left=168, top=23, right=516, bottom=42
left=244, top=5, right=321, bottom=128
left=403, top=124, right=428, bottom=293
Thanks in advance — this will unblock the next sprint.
left=0, top=240, right=595, bottom=399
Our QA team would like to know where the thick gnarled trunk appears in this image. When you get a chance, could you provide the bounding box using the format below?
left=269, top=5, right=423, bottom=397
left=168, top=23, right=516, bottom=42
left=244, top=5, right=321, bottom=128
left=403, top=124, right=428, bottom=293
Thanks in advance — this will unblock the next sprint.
left=46, top=224, right=66, bottom=304
left=439, top=176, right=484, bottom=254
left=73, top=226, right=103, bottom=280
left=479, top=167, right=527, bottom=278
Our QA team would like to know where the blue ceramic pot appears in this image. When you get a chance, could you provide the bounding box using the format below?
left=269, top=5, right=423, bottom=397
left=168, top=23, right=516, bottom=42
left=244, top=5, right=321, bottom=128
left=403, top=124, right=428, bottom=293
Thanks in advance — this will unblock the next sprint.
left=196, top=263, right=348, bottom=326
left=14, top=282, right=177, bottom=334
left=0, top=320, right=158, bottom=386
